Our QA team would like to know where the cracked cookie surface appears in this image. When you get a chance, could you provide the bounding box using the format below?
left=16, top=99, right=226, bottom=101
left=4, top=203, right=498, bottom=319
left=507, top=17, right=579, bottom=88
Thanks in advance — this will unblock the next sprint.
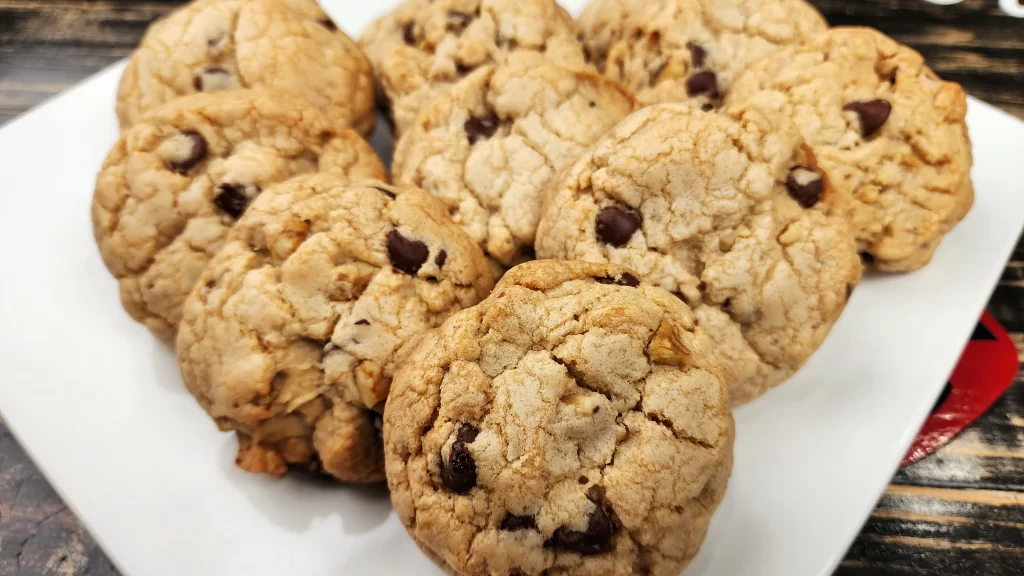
left=359, top=0, right=592, bottom=137
left=116, top=0, right=375, bottom=134
left=93, top=90, right=386, bottom=342
left=177, top=175, right=495, bottom=482
left=385, top=259, right=732, bottom=576
left=581, top=0, right=826, bottom=108
left=393, top=54, right=635, bottom=267
left=727, top=27, right=974, bottom=272
left=535, top=103, right=862, bottom=405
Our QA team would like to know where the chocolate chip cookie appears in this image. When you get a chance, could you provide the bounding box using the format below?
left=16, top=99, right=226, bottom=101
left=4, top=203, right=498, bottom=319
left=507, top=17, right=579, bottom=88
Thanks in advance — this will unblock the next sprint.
left=727, top=27, right=974, bottom=272
left=93, top=90, right=386, bottom=343
left=116, top=0, right=375, bottom=135
left=581, top=0, right=827, bottom=108
left=392, top=53, right=635, bottom=266
left=177, top=175, right=494, bottom=482
left=535, top=103, right=862, bottom=405
left=359, top=0, right=592, bottom=137
left=385, top=259, right=733, bottom=575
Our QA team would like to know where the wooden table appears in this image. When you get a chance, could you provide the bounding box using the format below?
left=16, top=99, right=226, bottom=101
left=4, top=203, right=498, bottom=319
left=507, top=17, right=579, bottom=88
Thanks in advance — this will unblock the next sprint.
left=0, top=0, right=1022, bottom=574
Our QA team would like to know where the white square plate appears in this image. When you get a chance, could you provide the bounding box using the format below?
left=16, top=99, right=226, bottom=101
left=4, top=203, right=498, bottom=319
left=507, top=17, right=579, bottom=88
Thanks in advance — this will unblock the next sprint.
left=1, top=2, right=1022, bottom=575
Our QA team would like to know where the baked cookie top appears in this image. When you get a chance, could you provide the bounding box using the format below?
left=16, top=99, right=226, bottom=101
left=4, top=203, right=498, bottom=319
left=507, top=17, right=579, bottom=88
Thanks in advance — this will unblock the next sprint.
left=359, top=0, right=591, bottom=136
left=385, top=259, right=732, bottom=576
left=177, top=175, right=494, bottom=482
left=582, top=0, right=826, bottom=108
left=393, top=53, right=635, bottom=266
left=727, top=27, right=974, bottom=272
left=535, top=103, right=861, bottom=405
left=93, top=90, right=385, bottom=342
left=116, top=0, right=375, bottom=135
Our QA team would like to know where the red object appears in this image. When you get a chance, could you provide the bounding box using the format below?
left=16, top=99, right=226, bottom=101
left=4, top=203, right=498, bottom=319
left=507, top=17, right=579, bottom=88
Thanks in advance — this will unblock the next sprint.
left=901, top=311, right=1019, bottom=467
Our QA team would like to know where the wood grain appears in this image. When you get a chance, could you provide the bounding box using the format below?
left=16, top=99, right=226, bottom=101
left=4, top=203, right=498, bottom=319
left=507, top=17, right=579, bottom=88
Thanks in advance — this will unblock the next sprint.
left=0, top=1, right=1022, bottom=575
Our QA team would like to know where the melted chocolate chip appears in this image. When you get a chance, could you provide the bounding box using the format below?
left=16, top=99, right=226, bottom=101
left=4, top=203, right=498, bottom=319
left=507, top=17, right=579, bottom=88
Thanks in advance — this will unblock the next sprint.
left=501, top=515, right=537, bottom=531
left=355, top=319, right=370, bottom=325
left=686, top=71, right=719, bottom=98
left=595, top=206, right=641, bottom=247
left=440, top=423, right=478, bottom=493
left=785, top=167, right=824, bottom=208
left=593, top=272, right=640, bottom=287
left=545, top=501, right=614, bottom=554
left=701, top=103, right=714, bottom=112
left=687, top=42, right=706, bottom=68
left=387, top=230, right=429, bottom=276
left=402, top=21, right=416, bottom=45
left=319, top=18, right=337, bottom=31
left=435, top=250, right=448, bottom=268
left=464, top=112, right=500, bottom=144
left=167, top=131, right=207, bottom=174
left=844, top=100, right=891, bottom=137
left=214, top=183, right=251, bottom=219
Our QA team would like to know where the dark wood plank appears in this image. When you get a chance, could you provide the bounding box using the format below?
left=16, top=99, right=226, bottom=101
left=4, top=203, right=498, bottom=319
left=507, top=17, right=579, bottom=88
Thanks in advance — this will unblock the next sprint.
left=0, top=422, right=118, bottom=575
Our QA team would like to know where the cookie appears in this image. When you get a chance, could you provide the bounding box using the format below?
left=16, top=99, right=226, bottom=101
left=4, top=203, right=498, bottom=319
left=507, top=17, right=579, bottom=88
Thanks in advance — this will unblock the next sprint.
left=727, top=27, right=974, bottom=272
left=385, top=259, right=733, bottom=576
left=581, top=0, right=826, bottom=108
left=116, top=0, right=375, bottom=135
left=360, top=0, right=592, bottom=137
left=535, top=103, right=862, bottom=405
left=177, top=175, right=495, bottom=482
left=93, top=90, right=386, bottom=343
left=392, top=53, right=635, bottom=266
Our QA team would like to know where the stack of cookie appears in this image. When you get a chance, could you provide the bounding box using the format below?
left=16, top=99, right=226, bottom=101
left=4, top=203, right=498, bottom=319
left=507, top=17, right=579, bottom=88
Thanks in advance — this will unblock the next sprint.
left=90, top=0, right=974, bottom=574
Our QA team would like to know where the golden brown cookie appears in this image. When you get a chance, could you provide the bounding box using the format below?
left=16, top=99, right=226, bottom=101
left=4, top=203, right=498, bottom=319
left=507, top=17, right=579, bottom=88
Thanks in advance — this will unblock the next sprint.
left=93, top=90, right=385, bottom=342
left=385, top=260, right=733, bottom=575
left=581, top=0, right=827, bottom=108
left=727, top=27, right=974, bottom=271
left=535, top=102, right=862, bottom=405
left=393, top=53, right=635, bottom=266
left=116, top=0, right=375, bottom=134
left=360, top=0, right=592, bottom=137
left=177, top=175, right=495, bottom=482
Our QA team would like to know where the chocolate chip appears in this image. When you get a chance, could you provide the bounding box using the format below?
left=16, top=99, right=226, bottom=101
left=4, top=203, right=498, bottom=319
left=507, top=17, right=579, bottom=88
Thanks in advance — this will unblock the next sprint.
left=456, top=63, right=472, bottom=76
left=387, top=230, right=429, bottom=276
left=595, top=206, right=641, bottom=247
left=464, top=112, right=500, bottom=144
left=435, top=250, right=448, bottom=268
left=545, top=500, right=614, bottom=554
left=440, top=423, right=478, bottom=493
left=372, top=185, right=396, bottom=199
left=355, top=319, right=370, bottom=325
left=687, top=42, right=706, bottom=68
left=501, top=515, right=537, bottom=531
left=167, top=131, right=207, bottom=174
left=593, top=272, right=640, bottom=287
left=701, top=103, right=714, bottom=112
left=686, top=71, right=719, bottom=98
left=447, top=10, right=472, bottom=31
left=319, top=18, right=337, bottom=31
left=844, top=100, right=891, bottom=137
left=402, top=21, right=416, bottom=45
left=193, top=67, right=236, bottom=93
left=785, top=167, right=824, bottom=208
left=214, top=183, right=251, bottom=218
